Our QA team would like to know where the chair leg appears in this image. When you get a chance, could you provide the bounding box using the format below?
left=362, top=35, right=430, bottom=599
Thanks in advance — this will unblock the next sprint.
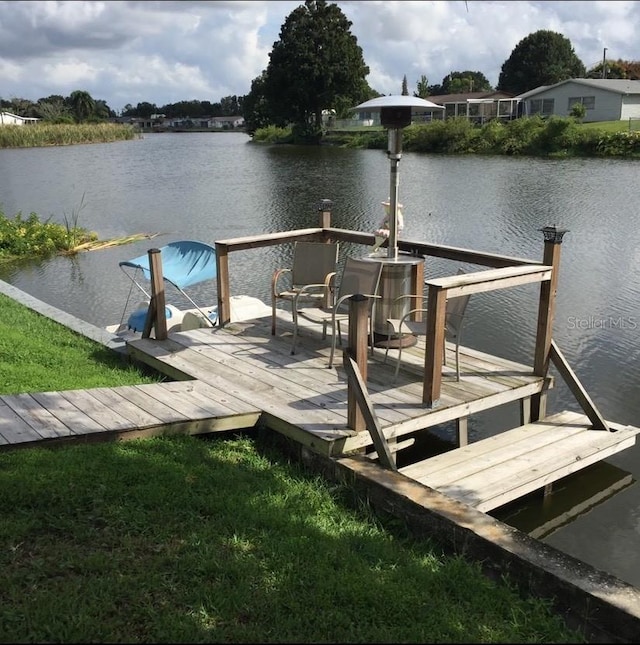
left=271, top=298, right=277, bottom=336
left=455, top=341, right=460, bottom=381
left=290, top=309, right=299, bottom=355
left=394, top=341, right=403, bottom=381
left=329, top=324, right=338, bottom=369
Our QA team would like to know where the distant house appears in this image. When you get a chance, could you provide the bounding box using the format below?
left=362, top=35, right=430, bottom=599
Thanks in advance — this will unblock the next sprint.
left=516, top=79, right=640, bottom=122
left=425, top=91, right=518, bottom=122
left=348, top=91, right=518, bottom=128
left=0, top=111, right=40, bottom=126
left=207, top=116, right=245, bottom=129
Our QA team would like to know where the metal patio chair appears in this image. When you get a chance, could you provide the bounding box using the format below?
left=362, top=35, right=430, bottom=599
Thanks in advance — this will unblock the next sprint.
left=385, top=268, right=470, bottom=381
left=271, top=241, right=339, bottom=336
left=290, top=256, right=382, bottom=368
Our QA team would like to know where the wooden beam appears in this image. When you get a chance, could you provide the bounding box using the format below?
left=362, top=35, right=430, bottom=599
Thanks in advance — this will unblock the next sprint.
left=146, top=248, right=167, bottom=340
left=343, top=353, right=397, bottom=471
left=347, top=295, right=370, bottom=433
left=532, top=229, right=567, bottom=420
left=550, top=340, right=610, bottom=431
left=426, top=265, right=552, bottom=298
left=422, top=284, right=447, bottom=406
left=215, top=242, right=231, bottom=326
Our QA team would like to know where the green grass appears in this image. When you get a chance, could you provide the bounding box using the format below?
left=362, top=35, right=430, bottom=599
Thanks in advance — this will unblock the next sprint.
left=577, top=119, right=634, bottom=133
left=0, top=293, right=161, bottom=393
left=0, top=293, right=584, bottom=643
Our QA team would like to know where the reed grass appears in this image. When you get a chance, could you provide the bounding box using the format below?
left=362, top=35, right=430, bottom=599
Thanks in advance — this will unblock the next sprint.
left=0, top=122, right=138, bottom=148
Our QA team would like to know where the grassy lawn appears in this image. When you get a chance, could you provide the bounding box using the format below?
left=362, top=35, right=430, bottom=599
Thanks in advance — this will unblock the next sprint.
left=578, top=119, right=637, bottom=133
left=0, top=292, right=584, bottom=643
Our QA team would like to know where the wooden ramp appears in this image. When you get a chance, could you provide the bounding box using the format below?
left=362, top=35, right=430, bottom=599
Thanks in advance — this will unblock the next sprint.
left=399, top=410, right=640, bottom=512
left=0, top=381, right=261, bottom=448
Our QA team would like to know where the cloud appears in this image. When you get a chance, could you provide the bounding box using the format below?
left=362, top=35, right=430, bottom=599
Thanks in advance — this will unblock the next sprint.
left=0, top=0, right=638, bottom=112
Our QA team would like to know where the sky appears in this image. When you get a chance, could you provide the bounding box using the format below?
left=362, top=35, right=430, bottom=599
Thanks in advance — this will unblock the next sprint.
left=1, top=0, right=638, bottom=114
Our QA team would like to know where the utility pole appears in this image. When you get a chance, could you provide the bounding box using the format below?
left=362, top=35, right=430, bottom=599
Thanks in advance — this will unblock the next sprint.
left=602, top=47, right=608, bottom=79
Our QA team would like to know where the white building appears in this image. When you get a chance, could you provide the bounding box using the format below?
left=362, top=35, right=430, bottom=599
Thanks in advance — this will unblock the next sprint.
left=517, top=79, right=640, bottom=123
left=0, top=111, right=40, bottom=125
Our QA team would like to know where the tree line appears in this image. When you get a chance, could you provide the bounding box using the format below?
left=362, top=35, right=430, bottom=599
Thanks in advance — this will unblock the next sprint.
left=3, top=0, right=640, bottom=137
left=0, top=92, right=244, bottom=125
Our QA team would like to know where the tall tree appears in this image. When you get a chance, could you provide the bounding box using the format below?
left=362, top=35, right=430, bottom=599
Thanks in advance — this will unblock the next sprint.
left=497, top=30, right=585, bottom=95
left=442, top=71, right=492, bottom=94
left=68, top=90, right=96, bottom=122
left=262, top=0, right=369, bottom=140
left=586, top=58, right=640, bottom=80
left=401, top=75, right=408, bottom=95
left=243, top=71, right=276, bottom=135
left=414, top=75, right=429, bottom=98
left=36, top=96, right=71, bottom=122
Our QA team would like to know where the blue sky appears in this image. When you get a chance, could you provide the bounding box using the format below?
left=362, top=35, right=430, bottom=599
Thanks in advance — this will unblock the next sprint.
left=1, top=1, right=638, bottom=113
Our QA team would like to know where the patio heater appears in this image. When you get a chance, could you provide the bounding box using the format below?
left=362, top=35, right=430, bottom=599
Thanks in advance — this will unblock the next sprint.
left=352, top=95, right=444, bottom=260
left=351, top=96, right=445, bottom=348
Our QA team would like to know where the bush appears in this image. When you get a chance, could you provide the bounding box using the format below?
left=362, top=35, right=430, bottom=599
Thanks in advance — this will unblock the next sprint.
left=0, top=210, right=97, bottom=260
left=595, top=131, right=640, bottom=157
left=251, top=125, right=293, bottom=143
left=537, top=116, right=583, bottom=156
left=476, top=119, right=508, bottom=153
left=404, top=118, right=478, bottom=153
left=499, top=115, right=547, bottom=155
left=569, top=102, right=587, bottom=121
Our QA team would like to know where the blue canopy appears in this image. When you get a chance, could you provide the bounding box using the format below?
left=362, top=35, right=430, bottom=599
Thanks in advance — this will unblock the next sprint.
left=119, top=240, right=217, bottom=290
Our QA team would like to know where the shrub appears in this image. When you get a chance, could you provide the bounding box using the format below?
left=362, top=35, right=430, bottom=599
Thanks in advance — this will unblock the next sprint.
left=595, top=131, right=640, bottom=156
left=537, top=116, right=583, bottom=156
left=405, top=118, right=478, bottom=153
left=569, top=102, right=587, bottom=121
left=252, top=125, right=293, bottom=143
left=499, top=115, right=547, bottom=155
left=476, top=119, right=507, bottom=153
left=0, top=210, right=97, bottom=260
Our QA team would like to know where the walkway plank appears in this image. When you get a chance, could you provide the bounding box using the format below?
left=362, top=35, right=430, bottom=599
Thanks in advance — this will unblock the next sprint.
left=400, top=412, right=640, bottom=512
left=1, top=393, right=73, bottom=439
left=31, top=391, right=108, bottom=435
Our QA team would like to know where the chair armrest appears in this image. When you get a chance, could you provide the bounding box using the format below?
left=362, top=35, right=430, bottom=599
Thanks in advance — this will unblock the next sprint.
left=390, top=293, right=423, bottom=306
left=323, top=271, right=337, bottom=308
left=293, top=282, right=333, bottom=307
left=334, top=292, right=381, bottom=312
left=272, top=267, right=291, bottom=297
left=387, top=307, right=428, bottom=334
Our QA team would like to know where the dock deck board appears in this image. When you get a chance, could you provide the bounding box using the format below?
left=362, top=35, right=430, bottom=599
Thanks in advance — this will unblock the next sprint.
left=1, top=309, right=638, bottom=514
left=400, top=410, right=640, bottom=512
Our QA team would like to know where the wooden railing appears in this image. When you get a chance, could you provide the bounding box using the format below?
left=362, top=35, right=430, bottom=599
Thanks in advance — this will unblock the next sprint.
left=212, top=207, right=570, bottom=422
left=139, top=203, right=609, bottom=437
left=421, top=265, right=553, bottom=406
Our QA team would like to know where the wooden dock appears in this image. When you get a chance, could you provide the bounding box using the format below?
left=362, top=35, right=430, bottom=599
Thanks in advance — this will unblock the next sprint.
left=3, top=308, right=638, bottom=514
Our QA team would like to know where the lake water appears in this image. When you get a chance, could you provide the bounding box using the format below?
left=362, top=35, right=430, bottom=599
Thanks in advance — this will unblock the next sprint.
left=2, top=132, right=640, bottom=587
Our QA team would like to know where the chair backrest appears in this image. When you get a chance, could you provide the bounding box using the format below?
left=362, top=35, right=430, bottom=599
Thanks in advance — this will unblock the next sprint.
left=445, top=268, right=470, bottom=335
left=336, top=257, right=383, bottom=309
left=291, top=241, right=339, bottom=286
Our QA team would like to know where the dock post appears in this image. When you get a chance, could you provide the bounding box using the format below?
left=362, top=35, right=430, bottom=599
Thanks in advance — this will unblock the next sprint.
left=422, top=284, right=447, bottom=407
left=531, top=225, right=568, bottom=421
left=317, top=198, right=333, bottom=230
left=144, top=248, right=167, bottom=340
left=347, top=294, right=370, bottom=433
left=215, top=243, right=230, bottom=327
